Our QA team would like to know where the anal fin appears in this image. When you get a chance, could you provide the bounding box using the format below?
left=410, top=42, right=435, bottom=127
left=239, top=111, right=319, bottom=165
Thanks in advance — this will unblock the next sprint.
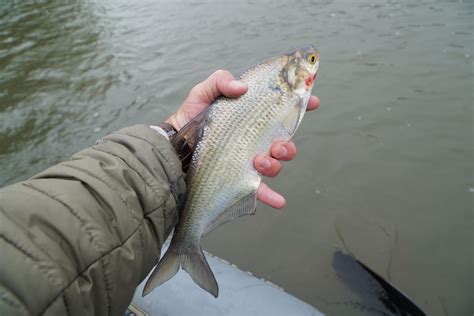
left=203, top=192, right=257, bottom=236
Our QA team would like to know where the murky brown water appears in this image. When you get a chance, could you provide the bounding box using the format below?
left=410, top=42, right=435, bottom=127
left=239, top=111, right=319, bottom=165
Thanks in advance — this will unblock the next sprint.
left=1, top=0, right=472, bottom=314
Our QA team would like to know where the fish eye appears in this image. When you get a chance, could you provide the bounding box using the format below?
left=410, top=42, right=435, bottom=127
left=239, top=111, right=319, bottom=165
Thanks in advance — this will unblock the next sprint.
left=307, top=53, right=317, bottom=64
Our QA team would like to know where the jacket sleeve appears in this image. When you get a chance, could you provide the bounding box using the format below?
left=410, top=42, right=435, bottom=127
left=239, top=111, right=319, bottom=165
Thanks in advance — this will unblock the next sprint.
left=0, top=125, right=186, bottom=315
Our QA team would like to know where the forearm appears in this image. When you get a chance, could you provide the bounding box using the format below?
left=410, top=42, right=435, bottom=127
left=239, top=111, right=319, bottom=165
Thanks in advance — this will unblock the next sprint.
left=0, top=125, right=185, bottom=315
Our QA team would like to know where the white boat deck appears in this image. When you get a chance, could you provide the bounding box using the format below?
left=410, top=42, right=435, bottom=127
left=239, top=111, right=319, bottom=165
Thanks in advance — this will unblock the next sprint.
left=129, top=246, right=323, bottom=315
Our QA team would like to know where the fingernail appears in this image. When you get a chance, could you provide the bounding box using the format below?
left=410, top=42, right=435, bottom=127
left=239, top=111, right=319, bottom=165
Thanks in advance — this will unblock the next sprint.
left=229, top=80, right=247, bottom=89
left=277, top=145, right=287, bottom=158
left=261, top=158, right=271, bottom=169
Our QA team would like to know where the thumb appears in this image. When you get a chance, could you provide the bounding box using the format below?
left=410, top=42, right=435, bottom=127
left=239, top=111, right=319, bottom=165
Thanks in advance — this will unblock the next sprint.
left=195, top=70, right=247, bottom=103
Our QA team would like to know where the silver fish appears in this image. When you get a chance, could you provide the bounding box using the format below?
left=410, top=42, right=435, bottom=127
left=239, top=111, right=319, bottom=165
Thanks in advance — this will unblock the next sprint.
left=143, top=46, right=320, bottom=297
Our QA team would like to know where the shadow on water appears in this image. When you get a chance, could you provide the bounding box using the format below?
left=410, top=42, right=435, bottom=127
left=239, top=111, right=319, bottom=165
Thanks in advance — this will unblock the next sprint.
left=332, top=251, right=426, bottom=316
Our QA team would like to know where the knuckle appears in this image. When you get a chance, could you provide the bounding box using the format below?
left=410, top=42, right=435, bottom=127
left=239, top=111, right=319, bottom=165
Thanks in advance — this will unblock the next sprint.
left=189, top=83, right=204, bottom=97
left=213, top=69, right=225, bottom=76
left=270, top=162, right=282, bottom=176
left=189, top=84, right=201, bottom=94
left=213, top=69, right=231, bottom=78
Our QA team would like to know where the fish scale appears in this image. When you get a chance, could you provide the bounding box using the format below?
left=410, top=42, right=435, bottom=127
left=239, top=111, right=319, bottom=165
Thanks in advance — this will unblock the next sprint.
left=143, top=46, right=319, bottom=298
left=187, top=70, right=289, bottom=230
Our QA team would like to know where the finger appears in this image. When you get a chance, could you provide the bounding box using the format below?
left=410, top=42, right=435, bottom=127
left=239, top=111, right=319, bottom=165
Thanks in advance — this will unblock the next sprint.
left=257, top=182, right=286, bottom=209
left=307, top=95, right=320, bottom=111
left=254, top=153, right=282, bottom=177
left=270, top=141, right=297, bottom=161
left=197, top=70, right=248, bottom=103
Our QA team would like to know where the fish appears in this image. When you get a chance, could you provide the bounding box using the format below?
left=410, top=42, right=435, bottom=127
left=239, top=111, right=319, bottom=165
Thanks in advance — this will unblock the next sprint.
left=142, top=46, right=320, bottom=298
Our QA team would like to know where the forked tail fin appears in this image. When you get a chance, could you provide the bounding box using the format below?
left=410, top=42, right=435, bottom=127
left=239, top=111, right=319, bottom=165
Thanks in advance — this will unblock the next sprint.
left=142, top=246, right=180, bottom=296
left=142, top=245, right=219, bottom=298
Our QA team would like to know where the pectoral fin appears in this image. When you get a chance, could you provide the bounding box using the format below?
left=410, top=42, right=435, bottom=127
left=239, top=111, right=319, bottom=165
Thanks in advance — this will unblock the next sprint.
left=203, top=192, right=257, bottom=236
left=282, top=103, right=301, bottom=136
left=282, top=94, right=308, bottom=137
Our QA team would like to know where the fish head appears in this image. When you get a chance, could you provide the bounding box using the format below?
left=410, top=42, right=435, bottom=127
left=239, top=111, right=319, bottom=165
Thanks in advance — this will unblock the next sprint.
left=281, top=46, right=320, bottom=98
left=275, top=46, right=320, bottom=136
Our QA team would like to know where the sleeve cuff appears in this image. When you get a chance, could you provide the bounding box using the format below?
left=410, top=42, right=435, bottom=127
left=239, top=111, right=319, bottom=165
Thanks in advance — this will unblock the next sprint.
left=149, top=125, right=170, bottom=141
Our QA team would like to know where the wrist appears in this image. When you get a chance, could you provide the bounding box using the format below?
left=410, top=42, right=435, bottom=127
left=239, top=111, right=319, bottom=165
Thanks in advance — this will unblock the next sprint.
left=155, top=122, right=177, bottom=140
left=155, top=119, right=192, bottom=173
left=165, top=111, right=185, bottom=132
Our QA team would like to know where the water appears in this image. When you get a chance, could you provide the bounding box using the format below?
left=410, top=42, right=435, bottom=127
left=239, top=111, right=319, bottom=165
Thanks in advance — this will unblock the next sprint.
left=0, top=0, right=472, bottom=314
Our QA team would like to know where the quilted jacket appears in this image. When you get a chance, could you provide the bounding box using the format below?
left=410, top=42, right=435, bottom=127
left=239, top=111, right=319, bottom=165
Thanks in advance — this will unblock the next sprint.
left=0, top=125, right=186, bottom=315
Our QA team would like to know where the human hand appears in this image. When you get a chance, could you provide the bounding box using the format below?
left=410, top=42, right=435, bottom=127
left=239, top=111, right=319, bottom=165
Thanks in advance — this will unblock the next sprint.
left=165, top=70, right=320, bottom=209
left=165, top=70, right=248, bottom=131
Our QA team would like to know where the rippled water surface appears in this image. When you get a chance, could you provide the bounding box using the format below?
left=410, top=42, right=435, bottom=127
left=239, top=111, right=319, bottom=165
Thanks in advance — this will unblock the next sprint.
left=1, top=0, right=472, bottom=315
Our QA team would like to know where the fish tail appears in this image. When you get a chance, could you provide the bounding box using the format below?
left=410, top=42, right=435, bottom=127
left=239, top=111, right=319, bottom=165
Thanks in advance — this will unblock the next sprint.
left=142, top=244, right=219, bottom=298
left=182, top=246, right=219, bottom=297
left=142, top=245, right=180, bottom=296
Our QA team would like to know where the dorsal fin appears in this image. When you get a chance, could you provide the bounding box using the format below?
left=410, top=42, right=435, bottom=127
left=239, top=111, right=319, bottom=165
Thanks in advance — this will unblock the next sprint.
left=171, top=106, right=212, bottom=172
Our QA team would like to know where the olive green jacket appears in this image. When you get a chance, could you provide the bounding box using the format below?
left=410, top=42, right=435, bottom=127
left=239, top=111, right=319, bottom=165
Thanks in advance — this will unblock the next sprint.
left=0, top=125, right=186, bottom=315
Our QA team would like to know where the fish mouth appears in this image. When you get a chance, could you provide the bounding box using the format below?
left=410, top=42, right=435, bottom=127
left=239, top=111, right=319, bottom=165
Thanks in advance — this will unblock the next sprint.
left=306, top=65, right=319, bottom=90
left=305, top=77, right=313, bottom=90
left=305, top=73, right=317, bottom=90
